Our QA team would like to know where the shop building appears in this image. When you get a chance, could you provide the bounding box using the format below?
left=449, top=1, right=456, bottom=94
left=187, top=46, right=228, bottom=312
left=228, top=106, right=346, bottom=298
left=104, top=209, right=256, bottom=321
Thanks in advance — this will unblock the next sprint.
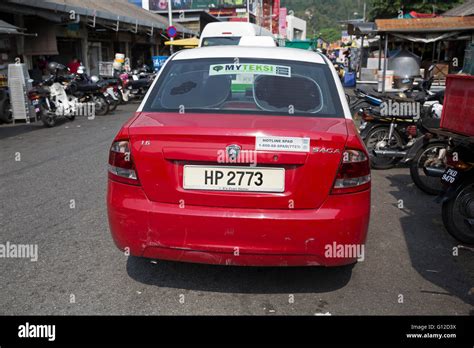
left=0, top=0, right=194, bottom=77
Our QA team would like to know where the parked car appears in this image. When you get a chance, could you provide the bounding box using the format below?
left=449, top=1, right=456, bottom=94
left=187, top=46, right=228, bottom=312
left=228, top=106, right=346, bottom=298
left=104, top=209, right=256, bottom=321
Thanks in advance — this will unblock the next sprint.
left=107, top=46, right=371, bottom=266
left=199, top=22, right=274, bottom=47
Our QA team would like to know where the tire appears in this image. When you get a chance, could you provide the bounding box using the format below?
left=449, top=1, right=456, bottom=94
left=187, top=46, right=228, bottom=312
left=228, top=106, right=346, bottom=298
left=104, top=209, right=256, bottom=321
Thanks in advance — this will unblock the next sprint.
left=108, top=96, right=118, bottom=112
left=92, top=95, right=109, bottom=116
left=0, top=98, right=12, bottom=124
left=442, top=179, right=474, bottom=245
left=410, top=142, right=447, bottom=195
left=66, top=115, right=75, bottom=121
left=40, top=105, right=56, bottom=127
left=364, top=126, right=404, bottom=170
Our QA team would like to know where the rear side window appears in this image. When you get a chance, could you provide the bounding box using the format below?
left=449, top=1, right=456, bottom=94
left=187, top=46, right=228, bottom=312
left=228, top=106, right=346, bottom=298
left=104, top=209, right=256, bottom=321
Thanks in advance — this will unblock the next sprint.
left=202, top=37, right=241, bottom=47
left=143, top=57, right=344, bottom=118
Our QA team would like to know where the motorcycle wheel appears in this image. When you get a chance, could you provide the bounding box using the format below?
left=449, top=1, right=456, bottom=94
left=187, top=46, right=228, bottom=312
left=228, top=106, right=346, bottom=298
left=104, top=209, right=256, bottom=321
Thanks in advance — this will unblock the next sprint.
left=93, top=95, right=109, bottom=116
left=442, top=179, right=474, bottom=245
left=410, top=142, right=447, bottom=195
left=116, top=91, right=125, bottom=105
left=0, top=97, right=12, bottom=124
left=40, top=105, right=56, bottom=127
left=364, top=126, right=403, bottom=170
left=108, top=97, right=118, bottom=112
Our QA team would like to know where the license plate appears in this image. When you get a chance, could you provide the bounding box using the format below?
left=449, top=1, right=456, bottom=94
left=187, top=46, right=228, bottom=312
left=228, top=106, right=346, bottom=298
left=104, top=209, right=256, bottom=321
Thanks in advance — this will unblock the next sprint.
left=32, top=100, right=39, bottom=105
left=183, top=166, right=285, bottom=192
left=441, top=168, right=459, bottom=185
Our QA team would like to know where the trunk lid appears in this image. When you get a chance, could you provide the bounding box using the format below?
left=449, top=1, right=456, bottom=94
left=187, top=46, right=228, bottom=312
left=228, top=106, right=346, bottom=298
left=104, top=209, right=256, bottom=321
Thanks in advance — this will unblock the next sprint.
left=129, top=112, right=348, bottom=209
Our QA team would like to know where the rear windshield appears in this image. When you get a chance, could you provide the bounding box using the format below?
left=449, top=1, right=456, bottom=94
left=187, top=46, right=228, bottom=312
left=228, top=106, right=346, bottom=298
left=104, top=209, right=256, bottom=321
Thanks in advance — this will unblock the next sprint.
left=202, top=37, right=241, bottom=47
left=143, top=57, right=344, bottom=118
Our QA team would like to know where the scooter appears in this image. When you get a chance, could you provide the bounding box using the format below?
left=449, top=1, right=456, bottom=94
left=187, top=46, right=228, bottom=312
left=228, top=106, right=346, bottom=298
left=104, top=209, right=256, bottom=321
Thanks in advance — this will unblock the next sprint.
left=29, top=63, right=77, bottom=127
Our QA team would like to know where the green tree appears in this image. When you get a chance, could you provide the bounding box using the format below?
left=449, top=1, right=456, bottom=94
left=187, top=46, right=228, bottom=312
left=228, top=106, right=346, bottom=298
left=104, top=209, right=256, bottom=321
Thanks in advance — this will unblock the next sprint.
left=281, top=0, right=371, bottom=42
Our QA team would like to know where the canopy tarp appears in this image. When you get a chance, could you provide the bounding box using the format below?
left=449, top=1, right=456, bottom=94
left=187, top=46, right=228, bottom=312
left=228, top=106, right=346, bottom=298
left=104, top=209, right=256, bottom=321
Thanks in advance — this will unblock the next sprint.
left=165, top=37, right=199, bottom=47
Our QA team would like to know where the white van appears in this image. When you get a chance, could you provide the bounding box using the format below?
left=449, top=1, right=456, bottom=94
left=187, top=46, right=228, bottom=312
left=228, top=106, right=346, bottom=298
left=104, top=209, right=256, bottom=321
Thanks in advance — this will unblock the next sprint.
left=199, top=22, right=275, bottom=47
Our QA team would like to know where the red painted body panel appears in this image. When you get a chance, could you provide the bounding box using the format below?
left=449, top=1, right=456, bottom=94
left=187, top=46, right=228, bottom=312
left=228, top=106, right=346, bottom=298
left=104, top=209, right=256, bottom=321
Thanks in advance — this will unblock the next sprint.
left=107, top=111, right=371, bottom=266
left=107, top=179, right=370, bottom=266
left=127, top=112, right=348, bottom=210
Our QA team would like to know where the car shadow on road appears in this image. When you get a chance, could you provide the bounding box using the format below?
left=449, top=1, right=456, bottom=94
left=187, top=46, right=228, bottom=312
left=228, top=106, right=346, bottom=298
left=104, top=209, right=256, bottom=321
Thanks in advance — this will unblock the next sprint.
left=385, top=172, right=474, bottom=307
left=126, top=256, right=354, bottom=294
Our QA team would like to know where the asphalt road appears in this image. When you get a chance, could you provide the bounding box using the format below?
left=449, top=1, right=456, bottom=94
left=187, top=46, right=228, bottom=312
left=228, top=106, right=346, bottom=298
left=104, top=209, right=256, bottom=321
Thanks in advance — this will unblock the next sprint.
left=1, top=103, right=473, bottom=315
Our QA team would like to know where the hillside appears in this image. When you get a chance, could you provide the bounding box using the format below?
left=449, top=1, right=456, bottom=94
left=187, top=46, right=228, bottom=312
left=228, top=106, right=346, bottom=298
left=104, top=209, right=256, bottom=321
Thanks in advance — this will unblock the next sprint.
left=281, top=0, right=464, bottom=42
left=281, top=0, right=371, bottom=42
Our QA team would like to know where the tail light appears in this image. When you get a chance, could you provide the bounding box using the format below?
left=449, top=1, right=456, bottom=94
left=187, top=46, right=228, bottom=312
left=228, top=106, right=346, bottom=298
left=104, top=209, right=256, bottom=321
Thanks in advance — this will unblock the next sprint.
left=331, top=149, right=371, bottom=194
left=406, top=125, right=417, bottom=137
left=108, top=140, right=140, bottom=185
left=28, top=92, right=40, bottom=100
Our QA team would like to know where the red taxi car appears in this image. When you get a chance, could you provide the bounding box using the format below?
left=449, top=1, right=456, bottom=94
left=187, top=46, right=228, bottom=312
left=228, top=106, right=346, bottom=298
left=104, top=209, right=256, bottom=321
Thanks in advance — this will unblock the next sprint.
left=107, top=46, right=371, bottom=266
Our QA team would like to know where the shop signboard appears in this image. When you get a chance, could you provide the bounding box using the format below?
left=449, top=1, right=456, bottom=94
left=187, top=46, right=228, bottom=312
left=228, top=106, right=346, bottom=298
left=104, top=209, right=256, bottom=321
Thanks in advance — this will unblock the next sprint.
left=278, top=7, right=287, bottom=38
left=149, top=0, right=246, bottom=11
left=153, top=56, right=169, bottom=70
left=271, top=0, right=280, bottom=35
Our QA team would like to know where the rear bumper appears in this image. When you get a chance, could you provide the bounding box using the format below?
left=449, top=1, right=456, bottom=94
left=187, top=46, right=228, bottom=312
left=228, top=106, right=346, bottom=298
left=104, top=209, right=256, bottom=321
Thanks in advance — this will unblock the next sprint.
left=107, top=180, right=370, bottom=266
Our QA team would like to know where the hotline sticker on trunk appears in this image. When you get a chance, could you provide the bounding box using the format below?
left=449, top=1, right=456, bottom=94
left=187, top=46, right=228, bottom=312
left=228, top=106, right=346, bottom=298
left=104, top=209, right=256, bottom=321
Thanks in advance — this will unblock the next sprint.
left=209, top=63, right=291, bottom=77
left=255, top=136, right=310, bottom=153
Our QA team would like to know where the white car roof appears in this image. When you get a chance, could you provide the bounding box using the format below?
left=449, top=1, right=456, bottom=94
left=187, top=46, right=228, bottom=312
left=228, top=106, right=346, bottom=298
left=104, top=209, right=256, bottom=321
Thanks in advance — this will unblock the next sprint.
left=173, top=46, right=326, bottom=65
left=238, top=36, right=276, bottom=47
left=201, top=22, right=273, bottom=37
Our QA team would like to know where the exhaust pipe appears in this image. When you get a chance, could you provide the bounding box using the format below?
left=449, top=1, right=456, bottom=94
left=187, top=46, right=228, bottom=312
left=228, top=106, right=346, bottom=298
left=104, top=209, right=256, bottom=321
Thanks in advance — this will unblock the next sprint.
left=372, top=149, right=407, bottom=158
left=424, top=166, right=445, bottom=177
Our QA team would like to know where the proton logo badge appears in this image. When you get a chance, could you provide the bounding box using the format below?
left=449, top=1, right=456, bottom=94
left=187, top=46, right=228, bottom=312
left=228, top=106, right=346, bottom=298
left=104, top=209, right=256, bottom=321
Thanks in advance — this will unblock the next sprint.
left=226, top=144, right=241, bottom=162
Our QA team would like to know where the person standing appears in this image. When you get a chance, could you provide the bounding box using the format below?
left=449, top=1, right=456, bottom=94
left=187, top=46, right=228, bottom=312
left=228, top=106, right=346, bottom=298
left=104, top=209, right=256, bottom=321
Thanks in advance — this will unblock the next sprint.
left=67, top=57, right=81, bottom=74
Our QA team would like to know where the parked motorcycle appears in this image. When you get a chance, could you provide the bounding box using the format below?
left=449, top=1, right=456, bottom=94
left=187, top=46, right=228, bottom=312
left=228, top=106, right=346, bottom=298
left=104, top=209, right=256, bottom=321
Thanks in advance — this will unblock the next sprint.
left=68, top=68, right=110, bottom=116
left=439, top=134, right=474, bottom=244
left=405, top=119, right=448, bottom=195
left=360, top=103, right=419, bottom=169
left=100, top=77, right=124, bottom=108
left=29, top=62, right=76, bottom=127
left=117, top=68, right=154, bottom=101
left=350, top=65, right=440, bottom=120
left=362, top=87, right=444, bottom=169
